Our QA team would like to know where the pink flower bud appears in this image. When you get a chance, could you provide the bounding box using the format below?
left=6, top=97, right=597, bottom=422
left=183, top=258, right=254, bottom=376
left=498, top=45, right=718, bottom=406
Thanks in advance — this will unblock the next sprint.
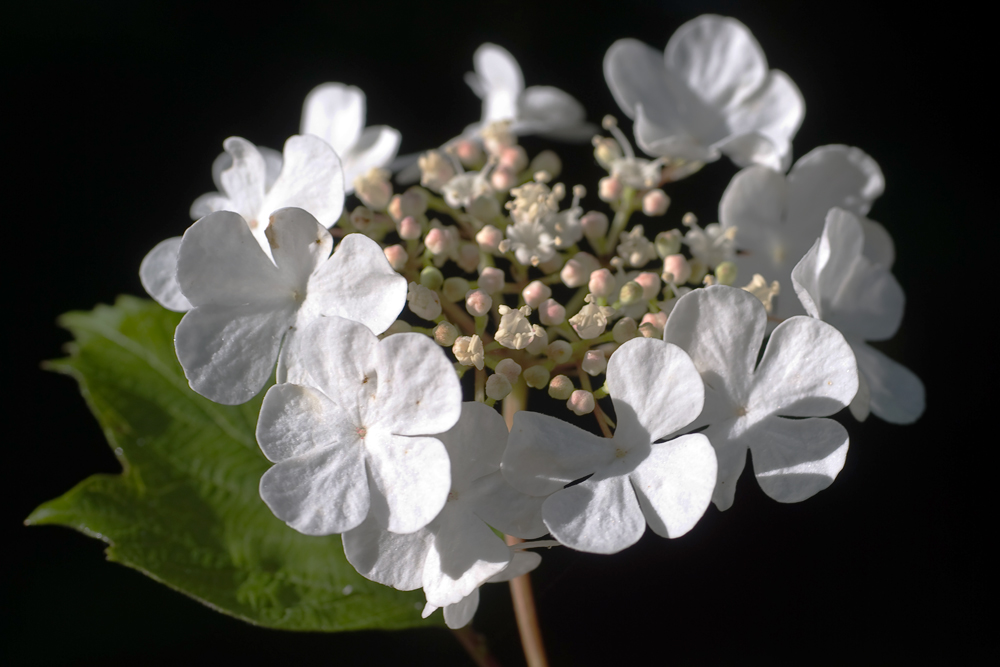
left=588, top=268, right=617, bottom=298
left=612, top=317, right=638, bottom=343
left=455, top=139, right=484, bottom=167
left=581, top=349, right=607, bottom=376
left=383, top=244, right=408, bottom=271
left=499, top=145, right=528, bottom=172
left=548, top=374, right=574, bottom=400
left=433, top=321, right=459, bottom=347
left=529, top=150, right=562, bottom=179
left=425, top=227, right=452, bottom=256
left=496, top=358, right=522, bottom=384
left=567, top=390, right=595, bottom=415
left=465, top=289, right=493, bottom=317
left=634, top=271, right=662, bottom=300
left=598, top=176, right=622, bottom=202
left=641, top=311, right=667, bottom=330
left=457, top=242, right=480, bottom=273
left=581, top=211, right=609, bottom=240
left=537, top=254, right=564, bottom=274
left=478, top=266, right=505, bottom=294
left=539, top=298, right=566, bottom=326
left=663, top=254, right=691, bottom=284
left=397, top=215, right=422, bottom=240
left=560, top=252, right=601, bottom=287
left=642, top=188, right=670, bottom=216
left=546, top=340, right=573, bottom=364
left=491, top=166, right=517, bottom=192
left=522, top=280, right=552, bottom=308
left=476, top=224, right=504, bottom=252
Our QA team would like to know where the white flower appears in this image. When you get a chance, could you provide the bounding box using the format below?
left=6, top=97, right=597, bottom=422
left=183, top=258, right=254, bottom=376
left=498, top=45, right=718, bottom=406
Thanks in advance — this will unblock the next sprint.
left=441, top=169, right=494, bottom=209
left=604, top=15, right=804, bottom=171
left=300, top=83, right=401, bottom=193
left=569, top=295, right=614, bottom=339
left=792, top=208, right=925, bottom=424
left=343, top=403, right=547, bottom=610
left=495, top=305, right=535, bottom=350
left=684, top=220, right=736, bottom=268
left=141, top=135, right=345, bottom=312
left=256, top=316, right=462, bottom=536
left=617, top=225, right=658, bottom=267
left=663, top=285, right=859, bottom=511
left=407, top=282, right=442, bottom=321
left=464, top=43, right=595, bottom=142
left=505, top=219, right=557, bottom=267
left=453, top=335, right=485, bottom=370
left=504, top=338, right=715, bottom=554
left=719, top=144, right=893, bottom=320
left=172, top=209, right=406, bottom=404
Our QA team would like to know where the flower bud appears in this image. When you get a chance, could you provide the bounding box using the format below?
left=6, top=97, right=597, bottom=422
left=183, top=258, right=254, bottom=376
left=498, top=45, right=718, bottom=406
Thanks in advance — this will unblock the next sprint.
left=567, top=390, right=595, bottom=415
left=634, top=271, right=661, bottom=300
left=425, top=227, right=453, bottom=257
left=641, top=188, right=670, bottom=217
left=420, top=266, right=444, bottom=291
left=453, top=334, right=484, bottom=370
left=354, top=168, right=393, bottom=211
left=457, top=241, right=480, bottom=273
left=478, top=266, right=505, bottom=294
left=582, top=349, right=607, bottom=376
left=397, top=215, right=422, bottom=240
left=546, top=340, right=573, bottom=364
left=388, top=189, right=429, bottom=222
left=618, top=281, right=644, bottom=305
left=539, top=298, right=566, bottom=326
left=592, top=136, right=622, bottom=168
left=642, top=311, right=667, bottom=331
left=476, top=224, right=504, bottom=252
left=655, top=229, right=682, bottom=258
left=407, top=282, right=442, bottom=321
left=381, top=319, right=412, bottom=337
left=581, top=211, right=609, bottom=241
left=468, top=194, right=501, bottom=222
left=455, top=139, right=484, bottom=167
left=689, top=258, right=708, bottom=285
left=560, top=252, right=600, bottom=287
left=486, top=373, right=513, bottom=400
left=663, top=254, right=691, bottom=284
left=465, top=289, right=493, bottom=317
left=442, top=277, right=471, bottom=302
left=588, top=268, right=617, bottom=298
left=612, top=317, right=638, bottom=343
left=522, top=280, right=552, bottom=308
left=433, top=321, right=459, bottom=347
left=537, top=254, right=564, bottom=274
left=419, top=150, right=456, bottom=192
left=548, top=374, right=574, bottom=400
left=491, top=166, right=517, bottom=191
left=525, top=324, right=548, bottom=355
left=499, top=145, right=528, bottom=172
left=496, top=358, right=522, bottom=384
left=529, top=150, right=562, bottom=180
left=350, top=206, right=375, bottom=232
left=383, top=244, right=408, bottom=271
left=524, top=365, right=551, bottom=389
left=715, top=261, right=738, bottom=286
left=598, top=176, right=623, bottom=202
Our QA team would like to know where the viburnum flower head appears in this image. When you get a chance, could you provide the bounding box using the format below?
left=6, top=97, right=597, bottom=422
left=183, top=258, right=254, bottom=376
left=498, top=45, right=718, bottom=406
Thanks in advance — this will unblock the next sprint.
left=342, top=403, right=547, bottom=616
left=663, top=285, right=859, bottom=510
left=300, top=82, right=402, bottom=193
left=604, top=15, right=804, bottom=171
left=141, top=134, right=345, bottom=312
left=256, top=316, right=463, bottom=536
left=503, top=337, right=717, bottom=554
left=792, top=208, right=925, bottom=424
left=173, top=209, right=406, bottom=404
left=720, top=144, right=893, bottom=320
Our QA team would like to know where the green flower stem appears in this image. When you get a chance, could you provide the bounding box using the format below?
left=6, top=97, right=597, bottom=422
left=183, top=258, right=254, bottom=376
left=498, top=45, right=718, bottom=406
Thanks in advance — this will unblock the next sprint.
left=603, top=187, right=636, bottom=257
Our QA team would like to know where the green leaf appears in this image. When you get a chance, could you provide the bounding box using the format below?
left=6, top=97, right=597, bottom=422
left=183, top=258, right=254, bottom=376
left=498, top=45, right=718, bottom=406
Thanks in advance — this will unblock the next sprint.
left=27, top=296, right=438, bottom=631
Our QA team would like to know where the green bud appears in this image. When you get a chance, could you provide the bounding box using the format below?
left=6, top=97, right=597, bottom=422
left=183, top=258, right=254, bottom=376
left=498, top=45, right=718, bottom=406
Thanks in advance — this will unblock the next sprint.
left=420, top=266, right=444, bottom=291
left=655, top=229, right=683, bottom=258
left=715, top=261, right=738, bottom=286
left=619, top=281, right=644, bottom=305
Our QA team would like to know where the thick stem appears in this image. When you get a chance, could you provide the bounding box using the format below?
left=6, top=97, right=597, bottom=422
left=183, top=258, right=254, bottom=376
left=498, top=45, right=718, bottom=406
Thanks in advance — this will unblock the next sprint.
left=502, top=382, right=549, bottom=667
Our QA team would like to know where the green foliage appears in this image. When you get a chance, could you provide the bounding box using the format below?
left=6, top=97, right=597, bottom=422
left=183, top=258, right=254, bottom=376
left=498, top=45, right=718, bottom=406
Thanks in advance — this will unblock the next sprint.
left=27, top=296, right=439, bottom=631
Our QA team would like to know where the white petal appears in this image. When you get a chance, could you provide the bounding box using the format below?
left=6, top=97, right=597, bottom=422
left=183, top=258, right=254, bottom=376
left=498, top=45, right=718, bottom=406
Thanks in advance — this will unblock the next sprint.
left=175, top=302, right=293, bottom=404
left=212, top=145, right=283, bottom=193
left=260, top=441, right=369, bottom=535
left=666, top=16, right=768, bottom=110
left=300, top=82, right=365, bottom=156
left=701, top=425, right=748, bottom=511
left=719, top=164, right=788, bottom=262
left=849, top=370, right=871, bottom=422
left=466, top=471, right=548, bottom=539
left=851, top=342, right=925, bottom=424
left=366, top=433, right=451, bottom=534
left=341, top=125, right=402, bottom=193
left=723, top=70, right=804, bottom=169
left=635, top=103, right=719, bottom=162
left=189, top=191, right=231, bottom=220
left=514, top=86, right=594, bottom=140
left=787, top=145, right=884, bottom=221
left=473, top=43, right=523, bottom=122
left=281, top=316, right=378, bottom=410
left=342, top=514, right=431, bottom=591
left=487, top=550, right=542, bottom=582
left=751, top=416, right=849, bottom=503
left=437, top=402, right=507, bottom=493
left=630, top=433, right=716, bottom=538
left=139, top=237, right=192, bottom=312
left=663, top=285, right=767, bottom=408
left=423, top=506, right=511, bottom=607
left=542, top=473, right=645, bottom=554
left=265, top=207, right=334, bottom=291
left=305, top=233, right=407, bottom=335
left=443, top=588, right=480, bottom=629
left=860, top=217, right=895, bottom=268
left=261, top=134, right=345, bottom=230
left=218, top=137, right=267, bottom=223
left=606, top=337, right=705, bottom=443
left=503, top=411, right=615, bottom=497
left=713, top=131, right=783, bottom=172
left=604, top=38, right=675, bottom=120
left=256, top=383, right=350, bottom=462
left=749, top=316, right=858, bottom=417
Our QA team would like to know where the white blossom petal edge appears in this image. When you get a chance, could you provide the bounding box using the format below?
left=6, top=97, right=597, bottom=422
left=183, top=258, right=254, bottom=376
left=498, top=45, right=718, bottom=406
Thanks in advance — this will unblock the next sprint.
left=256, top=316, right=462, bottom=536
left=792, top=207, right=924, bottom=424
left=174, top=209, right=406, bottom=404
left=663, top=285, right=858, bottom=510
left=503, top=338, right=716, bottom=554
left=604, top=15, right=804, bottom=171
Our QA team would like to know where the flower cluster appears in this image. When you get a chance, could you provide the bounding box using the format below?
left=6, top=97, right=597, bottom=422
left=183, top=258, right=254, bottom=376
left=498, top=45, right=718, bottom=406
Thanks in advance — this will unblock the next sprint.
left=140, top=14, right=923, bottom=629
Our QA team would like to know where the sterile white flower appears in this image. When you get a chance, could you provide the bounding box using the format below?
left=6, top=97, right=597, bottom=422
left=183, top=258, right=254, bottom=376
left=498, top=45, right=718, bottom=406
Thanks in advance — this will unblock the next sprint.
left=300, top=82, right=402, bottom=193
left=503, top=337, right=715, bottom=554
left=256, top=315, right=462, bottom=536
left=141, top=135, right=346, bottom=312
left=792, top=208, right=925, bottom=424
left=172, top=208, right=406, bottom=404
left=604, top=15, right=804, bottom=171
left=719, top=144, right=892, bottom=320
left=663, top=285, right=858, bottom=511
left=342, top=403, right=547, bottom=610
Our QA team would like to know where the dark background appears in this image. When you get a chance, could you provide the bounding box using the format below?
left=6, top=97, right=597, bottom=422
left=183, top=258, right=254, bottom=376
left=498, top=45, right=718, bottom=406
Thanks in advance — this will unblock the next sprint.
left=4, top=1, right=985, bottom=664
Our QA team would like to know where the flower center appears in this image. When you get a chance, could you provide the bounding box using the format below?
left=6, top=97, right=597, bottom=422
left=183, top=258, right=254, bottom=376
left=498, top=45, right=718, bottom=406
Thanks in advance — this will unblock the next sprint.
left=356, top=426, right=367, bottom=439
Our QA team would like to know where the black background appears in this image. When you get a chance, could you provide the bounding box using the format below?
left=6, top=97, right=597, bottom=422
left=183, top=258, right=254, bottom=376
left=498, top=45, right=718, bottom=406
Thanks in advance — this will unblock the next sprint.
left=4, top=1, right=985, bottom=665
